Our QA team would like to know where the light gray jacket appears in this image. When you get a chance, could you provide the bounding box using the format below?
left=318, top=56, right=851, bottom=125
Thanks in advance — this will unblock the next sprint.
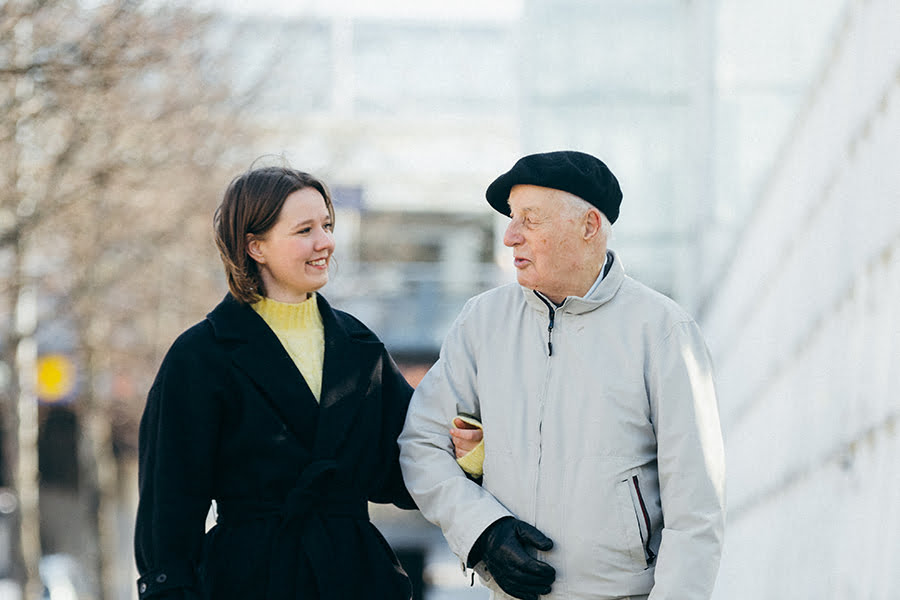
left=399, top=251, right=725, bottom=600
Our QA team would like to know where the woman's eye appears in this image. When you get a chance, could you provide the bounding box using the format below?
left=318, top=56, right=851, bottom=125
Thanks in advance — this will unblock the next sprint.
left=324, top=222, right=334, bottom=231
left=298, top=227, right=311, bottom=234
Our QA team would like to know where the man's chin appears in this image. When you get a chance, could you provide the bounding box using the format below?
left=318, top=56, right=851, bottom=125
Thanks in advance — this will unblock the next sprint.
left=515, top=272, right=539, bottom=288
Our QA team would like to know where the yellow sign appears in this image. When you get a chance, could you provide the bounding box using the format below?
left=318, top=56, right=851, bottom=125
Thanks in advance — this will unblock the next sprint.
left=37, top=354, right=76, bottom=403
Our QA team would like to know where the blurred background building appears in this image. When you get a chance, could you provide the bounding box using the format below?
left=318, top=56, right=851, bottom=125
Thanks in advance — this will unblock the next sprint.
left=0, top=0, right=897, bottom=598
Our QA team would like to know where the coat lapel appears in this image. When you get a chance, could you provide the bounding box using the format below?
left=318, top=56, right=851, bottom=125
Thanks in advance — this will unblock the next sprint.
left=314, top=294, right=385, bottom=458
left=206, top=295, right=319, bottom=443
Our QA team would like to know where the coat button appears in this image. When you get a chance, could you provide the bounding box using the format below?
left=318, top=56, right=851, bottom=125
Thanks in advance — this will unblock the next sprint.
left=139, top=582, right=147, bottom=593
left=156, top=573, right=167, bottom=583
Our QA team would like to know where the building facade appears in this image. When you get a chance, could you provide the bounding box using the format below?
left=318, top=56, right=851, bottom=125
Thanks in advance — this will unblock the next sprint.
left=700, top=0, right=900, bottom=596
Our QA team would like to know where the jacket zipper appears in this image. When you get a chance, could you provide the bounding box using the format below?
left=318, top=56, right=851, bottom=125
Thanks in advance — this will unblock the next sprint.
left=532, top=292, right=556, bottom=545
left=534, top=292, right=556, bottom=356
left=631, top=475, right=656, bottom=563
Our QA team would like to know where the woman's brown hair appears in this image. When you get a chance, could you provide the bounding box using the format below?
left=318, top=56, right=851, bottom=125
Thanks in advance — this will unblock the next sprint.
left=214, top=165, right=335, bottom=304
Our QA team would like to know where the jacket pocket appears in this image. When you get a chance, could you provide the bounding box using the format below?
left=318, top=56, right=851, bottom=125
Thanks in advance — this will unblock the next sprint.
left=624, top=474, right=656, bottom=568
left=614, top=477, right=648, bottom=569
left=565, top=458, right=645, bottom=575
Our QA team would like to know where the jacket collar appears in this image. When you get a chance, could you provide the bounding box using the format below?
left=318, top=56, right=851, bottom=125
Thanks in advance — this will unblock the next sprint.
left=206, top=293, right=383, bottom=457
left=522, top=250, right=626, bottom=315
left=314, top=294, right=384, bottom=457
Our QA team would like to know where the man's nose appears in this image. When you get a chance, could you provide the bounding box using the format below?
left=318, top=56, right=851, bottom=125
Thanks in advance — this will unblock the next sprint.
left=503, top=220, right=522, bottom=247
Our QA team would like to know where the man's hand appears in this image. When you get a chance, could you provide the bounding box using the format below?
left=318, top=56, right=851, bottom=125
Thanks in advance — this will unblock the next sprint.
left=473, top=517, right=555, bottom=600
left=450, top=416, right=483, bottom=458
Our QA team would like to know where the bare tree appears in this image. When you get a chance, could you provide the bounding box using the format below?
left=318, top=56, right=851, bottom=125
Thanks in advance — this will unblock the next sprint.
left=1, top=1, right=261, bottom=596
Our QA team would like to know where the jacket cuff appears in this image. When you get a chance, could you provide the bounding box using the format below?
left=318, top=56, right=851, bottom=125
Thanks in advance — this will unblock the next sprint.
left=456, top=439, right=485, bottom=477
left=137, top=563, right=198, bottom=599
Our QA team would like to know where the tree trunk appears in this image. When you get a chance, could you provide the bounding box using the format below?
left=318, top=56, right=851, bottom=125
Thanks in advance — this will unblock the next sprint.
left=79, top=340, right=120, bottom=600
left=12, top=244, right=42, bottom=600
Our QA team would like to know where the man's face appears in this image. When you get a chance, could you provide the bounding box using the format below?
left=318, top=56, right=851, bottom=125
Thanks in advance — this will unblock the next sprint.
left=503, top=184, right=589, bottom=304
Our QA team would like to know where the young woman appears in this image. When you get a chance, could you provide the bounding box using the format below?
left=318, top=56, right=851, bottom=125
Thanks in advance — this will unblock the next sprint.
left=134, top=165, right=477, bottom=599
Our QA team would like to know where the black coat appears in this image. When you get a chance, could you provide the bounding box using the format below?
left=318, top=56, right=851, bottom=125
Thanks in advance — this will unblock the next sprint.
left=134, top=294, right=416, bottom=600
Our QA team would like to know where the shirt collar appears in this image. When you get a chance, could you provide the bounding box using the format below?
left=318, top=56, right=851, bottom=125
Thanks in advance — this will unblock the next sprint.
left=583, top=251, right=612, bottom=298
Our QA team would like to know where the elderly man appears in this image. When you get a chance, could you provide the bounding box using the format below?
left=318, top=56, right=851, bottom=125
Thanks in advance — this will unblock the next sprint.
left=399, top=151, right=725, bottom=600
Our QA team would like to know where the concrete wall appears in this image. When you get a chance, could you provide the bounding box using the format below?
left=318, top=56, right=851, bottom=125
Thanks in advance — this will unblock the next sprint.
left=701, top=1, right=900, bottom=597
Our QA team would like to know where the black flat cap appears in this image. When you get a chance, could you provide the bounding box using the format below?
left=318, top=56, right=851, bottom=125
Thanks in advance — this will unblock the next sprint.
left=485, top=150, right=622, bottom=223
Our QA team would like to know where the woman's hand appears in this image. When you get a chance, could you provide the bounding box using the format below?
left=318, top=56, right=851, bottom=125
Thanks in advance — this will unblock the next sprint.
left=450, top=417, right=483, bottom=458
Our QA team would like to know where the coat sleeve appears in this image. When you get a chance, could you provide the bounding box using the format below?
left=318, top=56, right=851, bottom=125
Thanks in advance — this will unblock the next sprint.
left=369, top=347, right=417, bottom=510
left=134, top=329, right=224, bottom=600
left=646, top=320, right=726, bottom=600
left=398, top=300, right=514, bottom=563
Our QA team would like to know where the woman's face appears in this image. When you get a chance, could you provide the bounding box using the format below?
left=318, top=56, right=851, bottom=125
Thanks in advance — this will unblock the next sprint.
left=248, top=187, right=335, bottom=303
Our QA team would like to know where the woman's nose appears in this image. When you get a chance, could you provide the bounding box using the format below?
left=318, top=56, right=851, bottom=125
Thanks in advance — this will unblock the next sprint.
left=316, top=228, right=335, bottom=251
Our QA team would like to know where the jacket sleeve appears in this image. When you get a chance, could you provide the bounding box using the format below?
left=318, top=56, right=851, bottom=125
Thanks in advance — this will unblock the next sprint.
left=398, top=301, right=514, bottom=563
left=369, top=347, right=418, bottom=510
left=134, top=331, right=223, bottom=599
left=647, top=320, right=726, bottom=600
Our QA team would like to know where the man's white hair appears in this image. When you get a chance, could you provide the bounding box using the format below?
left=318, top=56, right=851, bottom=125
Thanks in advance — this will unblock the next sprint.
left=557, top=190, right=613, bottom=242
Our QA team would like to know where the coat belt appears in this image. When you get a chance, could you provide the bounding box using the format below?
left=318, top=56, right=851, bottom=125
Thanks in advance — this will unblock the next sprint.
left=216, top=459, right=370, bottom=599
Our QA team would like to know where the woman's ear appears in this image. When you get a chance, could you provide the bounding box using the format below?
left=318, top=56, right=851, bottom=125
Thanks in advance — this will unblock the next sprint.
left=246, top=234, right=266, bottom=264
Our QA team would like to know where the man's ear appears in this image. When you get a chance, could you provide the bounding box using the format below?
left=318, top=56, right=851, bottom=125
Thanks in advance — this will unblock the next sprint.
left=583, top=208, right=602, bottom=241
left=246, top=234, right=266, bottom=264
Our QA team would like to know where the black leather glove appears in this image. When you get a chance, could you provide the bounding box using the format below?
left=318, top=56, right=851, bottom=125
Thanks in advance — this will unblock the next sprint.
left=470, top=517, right=556, bottom=600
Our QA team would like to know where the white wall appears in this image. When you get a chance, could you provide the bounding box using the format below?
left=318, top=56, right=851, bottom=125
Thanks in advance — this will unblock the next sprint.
left=702, top=0, right=900, bottom=597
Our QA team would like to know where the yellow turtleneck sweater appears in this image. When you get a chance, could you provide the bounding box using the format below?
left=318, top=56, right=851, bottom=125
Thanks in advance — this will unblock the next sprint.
left=252, top=294, right=325, bottom=402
